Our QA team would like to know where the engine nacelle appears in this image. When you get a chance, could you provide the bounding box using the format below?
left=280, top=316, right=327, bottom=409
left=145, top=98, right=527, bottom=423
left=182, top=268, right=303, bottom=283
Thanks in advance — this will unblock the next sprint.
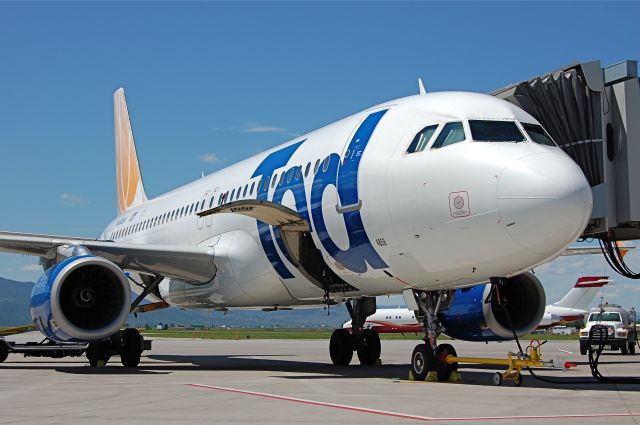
left=30, top=255, right=131, bottom=342
left=438, top=272, right=546, bottom=341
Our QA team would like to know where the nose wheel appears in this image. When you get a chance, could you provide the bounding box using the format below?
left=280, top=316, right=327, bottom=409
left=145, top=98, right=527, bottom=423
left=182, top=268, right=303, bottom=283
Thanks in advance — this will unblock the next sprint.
left=411, top=341, right=458, bottom=381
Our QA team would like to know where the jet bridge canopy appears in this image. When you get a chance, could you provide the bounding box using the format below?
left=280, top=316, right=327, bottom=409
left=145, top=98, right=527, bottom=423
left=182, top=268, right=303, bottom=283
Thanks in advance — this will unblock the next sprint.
left=492, top=60, right=640, bottom=241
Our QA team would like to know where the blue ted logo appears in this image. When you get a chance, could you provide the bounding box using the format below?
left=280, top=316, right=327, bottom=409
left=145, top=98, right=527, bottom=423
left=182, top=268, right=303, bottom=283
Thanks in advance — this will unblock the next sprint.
left=251, top=110, right=389, bottom=279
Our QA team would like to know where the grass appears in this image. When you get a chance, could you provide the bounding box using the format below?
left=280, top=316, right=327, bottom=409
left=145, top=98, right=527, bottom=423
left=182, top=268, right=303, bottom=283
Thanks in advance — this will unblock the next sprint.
left=140, top=328, right=581, bottom=341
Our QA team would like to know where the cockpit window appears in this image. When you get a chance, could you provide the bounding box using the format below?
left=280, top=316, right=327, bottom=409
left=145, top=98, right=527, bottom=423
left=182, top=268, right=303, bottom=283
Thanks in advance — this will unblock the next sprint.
left=522, top=123, right=557, bottom=146
left=469, top=120, right=525, bottom=142
left=407, top=125, right=438, bottom=153
left=431, top=121, right=465, bottom=149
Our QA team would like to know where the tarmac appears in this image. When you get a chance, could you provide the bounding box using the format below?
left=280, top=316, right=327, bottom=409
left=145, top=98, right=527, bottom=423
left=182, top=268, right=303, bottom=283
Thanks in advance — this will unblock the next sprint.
left=1, top=332, right=640, bottom=424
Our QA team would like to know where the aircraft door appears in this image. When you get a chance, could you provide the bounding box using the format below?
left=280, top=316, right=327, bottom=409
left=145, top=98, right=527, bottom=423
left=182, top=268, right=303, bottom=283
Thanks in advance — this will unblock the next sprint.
left=206, top=187, right=218, bottom=228
left=196, top=190, right=211, bottom=231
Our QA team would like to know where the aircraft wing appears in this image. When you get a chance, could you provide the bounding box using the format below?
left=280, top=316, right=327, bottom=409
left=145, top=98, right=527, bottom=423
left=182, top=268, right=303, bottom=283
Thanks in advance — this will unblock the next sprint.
left=0, top=231, right=216, bottom=284
left=560, top=247, right=603, bottom=256
left=561, top=243, right=634, bottom=257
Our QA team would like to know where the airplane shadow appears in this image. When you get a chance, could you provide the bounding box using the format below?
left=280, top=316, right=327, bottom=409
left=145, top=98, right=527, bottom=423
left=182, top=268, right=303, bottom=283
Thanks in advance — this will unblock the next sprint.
left=139, top=354, right=640, bottom=391
left=2, top=353, right=640, bottom=391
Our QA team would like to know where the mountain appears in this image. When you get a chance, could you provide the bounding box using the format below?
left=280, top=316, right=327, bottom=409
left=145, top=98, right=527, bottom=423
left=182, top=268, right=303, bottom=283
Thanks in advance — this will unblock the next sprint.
left=0, top=276, right=34, bottom=326
left=0, top=276, right=351, bottom=328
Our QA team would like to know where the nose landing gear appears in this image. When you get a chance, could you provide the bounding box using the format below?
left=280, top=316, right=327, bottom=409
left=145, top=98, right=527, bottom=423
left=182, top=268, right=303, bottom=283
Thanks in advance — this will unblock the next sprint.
left=329, top=297, right=381, bottom=366
left=408, top=290, right=458, bottom=381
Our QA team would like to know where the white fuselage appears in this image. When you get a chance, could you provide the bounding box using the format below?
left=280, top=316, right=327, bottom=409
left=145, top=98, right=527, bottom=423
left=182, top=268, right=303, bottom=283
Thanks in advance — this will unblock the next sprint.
left=100, top=92, right=592, bottom=309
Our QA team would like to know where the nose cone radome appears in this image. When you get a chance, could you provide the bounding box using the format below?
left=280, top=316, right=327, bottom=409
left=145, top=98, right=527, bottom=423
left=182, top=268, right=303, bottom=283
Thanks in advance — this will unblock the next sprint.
left=498, top=152, right=592, bottom=256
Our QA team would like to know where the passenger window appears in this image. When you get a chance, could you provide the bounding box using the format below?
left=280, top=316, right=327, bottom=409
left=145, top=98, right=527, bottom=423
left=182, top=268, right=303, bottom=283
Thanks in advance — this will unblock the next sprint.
left=200, top=199, right=205, bottom=210
left=304, top=162, right=310, bottom=177
left=230, top=189, right=235, bottom=201
left=271, top=174, right=277, bottom=188
left=322, top=156, right=330, bottom=172
left=278, top=173, right=285, bottom=187
left=407, top=125, right=438, bottom=153
left=243, top=185, right=248, bottom=197
left=314, top=159, right=320, bottom=174
left=250, top=182, right=255, bottom=195
left=294, top=167, right=300, bottom=181
left=209, top=197, right=215, bottom=208
left=431, top=121, right=466, bottom=149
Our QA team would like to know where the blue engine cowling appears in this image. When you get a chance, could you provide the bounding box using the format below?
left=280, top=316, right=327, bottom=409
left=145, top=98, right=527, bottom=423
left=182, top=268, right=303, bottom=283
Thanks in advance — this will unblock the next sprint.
left=438, top=272, right=546, bottom=342
left=30, top=255, right=131, bottom=342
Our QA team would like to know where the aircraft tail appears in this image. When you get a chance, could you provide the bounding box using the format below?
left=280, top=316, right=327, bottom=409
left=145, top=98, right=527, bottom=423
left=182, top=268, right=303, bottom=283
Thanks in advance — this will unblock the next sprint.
left=114, top=88, right=148, bottom=214
left=553, top=276, right=610, bottom=311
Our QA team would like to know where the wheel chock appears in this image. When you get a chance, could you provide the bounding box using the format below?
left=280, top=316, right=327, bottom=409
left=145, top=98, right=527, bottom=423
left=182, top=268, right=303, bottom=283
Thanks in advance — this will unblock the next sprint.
left=426, top=371, right=438, bottom=382
left=96, top=360, right=105, bottom=368
left=408, top=370, right=416, bottom=381
left=448, top=371, right=462, bottom=382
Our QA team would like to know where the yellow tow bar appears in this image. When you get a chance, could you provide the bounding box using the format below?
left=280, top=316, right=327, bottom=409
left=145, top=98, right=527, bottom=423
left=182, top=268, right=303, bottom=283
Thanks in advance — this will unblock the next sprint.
left=445, top=340, right=547, bottom=386
left=0, top=324, right=36, bottom=336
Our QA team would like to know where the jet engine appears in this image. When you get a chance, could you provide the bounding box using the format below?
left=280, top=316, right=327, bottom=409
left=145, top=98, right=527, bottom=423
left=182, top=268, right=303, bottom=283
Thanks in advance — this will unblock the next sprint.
left=438, top=272, right=546, bottom=341
left=30, top=255, right=131, bottom=342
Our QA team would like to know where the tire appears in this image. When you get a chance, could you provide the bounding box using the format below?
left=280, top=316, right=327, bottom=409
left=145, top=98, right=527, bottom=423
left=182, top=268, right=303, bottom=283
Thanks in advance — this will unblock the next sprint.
left=120, top=328, right=143, bottom=367
left=435, top=343, right=457, bottom=381
left=580, top=342, right=587, bottom=355
left=0, top=342, right=8, bottom=363
left=356, top=329, right=381, bottom=366
left=493, top=372, right=503, bottom=386
left=411, top=343, right=437, bottom=381
left=86, top=340, right=112, bottom=367
left=329, top=329, right=353, bottom=366
left=411, top=344, right=429, bottom=381
left=514, top=373, right=523, bottom=387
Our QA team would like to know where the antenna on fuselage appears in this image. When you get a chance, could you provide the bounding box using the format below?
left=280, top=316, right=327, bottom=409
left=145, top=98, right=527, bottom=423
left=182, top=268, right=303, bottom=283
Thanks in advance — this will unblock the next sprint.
left=418, top=78, right=426, bottom=95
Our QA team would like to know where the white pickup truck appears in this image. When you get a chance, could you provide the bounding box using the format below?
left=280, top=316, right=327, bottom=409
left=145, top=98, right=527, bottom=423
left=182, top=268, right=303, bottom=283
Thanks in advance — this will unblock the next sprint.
left=579, top=305, right=637, bottom=355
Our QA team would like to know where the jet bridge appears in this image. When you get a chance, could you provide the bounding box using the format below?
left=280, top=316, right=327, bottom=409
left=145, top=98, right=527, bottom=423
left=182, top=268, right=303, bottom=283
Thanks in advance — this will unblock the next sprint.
left=493, top=60, right=640, bottom=240
left=492, top=60, right=640, bottom=277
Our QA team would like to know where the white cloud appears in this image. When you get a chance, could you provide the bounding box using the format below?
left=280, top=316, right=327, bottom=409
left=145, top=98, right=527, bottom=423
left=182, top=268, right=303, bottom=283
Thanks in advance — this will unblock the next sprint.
left=20, top=264, right=41, bottom=272
left=213, top=122, right=299, bottom=137
left=242, top=124, right=289, bottom=134
left=61, top=192, right=85, bottom=207
left=198, top=153, right=221, bottom=163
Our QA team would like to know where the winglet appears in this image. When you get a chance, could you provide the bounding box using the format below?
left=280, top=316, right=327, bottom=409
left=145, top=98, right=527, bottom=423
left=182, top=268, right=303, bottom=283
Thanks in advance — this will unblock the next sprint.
left=418, top=78, right=426, bottom=95
left=114, top=88, right=148, bottom=214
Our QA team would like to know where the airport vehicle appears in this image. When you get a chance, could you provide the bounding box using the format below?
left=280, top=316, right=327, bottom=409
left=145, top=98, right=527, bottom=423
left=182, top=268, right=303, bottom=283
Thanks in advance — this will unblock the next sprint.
left=343, top=276, right=610, bottom=334
left=579, top=304, right=637, bottom=355
left=0, top=87, right=592, bottom=378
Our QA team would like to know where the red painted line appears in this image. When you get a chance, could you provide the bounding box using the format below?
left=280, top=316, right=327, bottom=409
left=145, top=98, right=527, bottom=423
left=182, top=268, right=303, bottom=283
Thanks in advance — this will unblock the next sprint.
left=187, top=383, right=640, bottom=422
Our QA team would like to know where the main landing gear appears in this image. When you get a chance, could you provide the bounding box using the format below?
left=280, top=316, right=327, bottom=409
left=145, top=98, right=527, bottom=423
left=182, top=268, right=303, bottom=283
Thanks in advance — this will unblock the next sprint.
left=329, top=297, right=381, bottom=366
left=86, top=328, right=145, bottom=367
left=409, top=290, right=458, bottom=381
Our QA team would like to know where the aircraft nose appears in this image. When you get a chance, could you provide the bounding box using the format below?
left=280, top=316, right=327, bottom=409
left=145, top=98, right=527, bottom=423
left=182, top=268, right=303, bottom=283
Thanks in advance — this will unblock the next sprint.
left=498, top=152, right=592, bottom=256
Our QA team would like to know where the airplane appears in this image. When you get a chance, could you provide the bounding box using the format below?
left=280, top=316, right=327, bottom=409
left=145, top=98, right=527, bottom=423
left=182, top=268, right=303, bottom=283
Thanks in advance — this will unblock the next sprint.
left=342, top=276, right=611, bottom=333
left=538, top=276, right=611, bottom=328
left=0, top=86, right=593, bottom=380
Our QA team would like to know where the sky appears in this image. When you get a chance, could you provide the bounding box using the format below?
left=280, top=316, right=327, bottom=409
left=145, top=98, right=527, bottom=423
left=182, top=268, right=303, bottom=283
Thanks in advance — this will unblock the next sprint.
left=0, top=1, right=639, bottom=311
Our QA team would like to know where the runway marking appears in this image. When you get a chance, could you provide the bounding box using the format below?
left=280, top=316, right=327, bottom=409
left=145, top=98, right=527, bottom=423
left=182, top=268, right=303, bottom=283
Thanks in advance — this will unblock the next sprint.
left=187, top=383, right=640, bottom=422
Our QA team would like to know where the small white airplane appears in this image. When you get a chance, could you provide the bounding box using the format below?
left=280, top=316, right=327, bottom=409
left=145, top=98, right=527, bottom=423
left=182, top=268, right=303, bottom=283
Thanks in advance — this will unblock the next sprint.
left=343, top=276, right=611, bottom=333
left=0, top=86, right=593, bottom=380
